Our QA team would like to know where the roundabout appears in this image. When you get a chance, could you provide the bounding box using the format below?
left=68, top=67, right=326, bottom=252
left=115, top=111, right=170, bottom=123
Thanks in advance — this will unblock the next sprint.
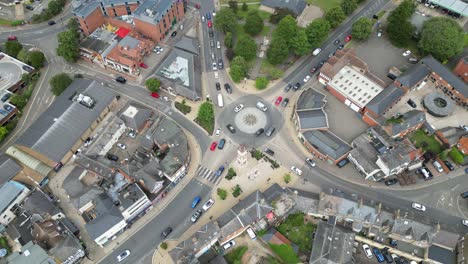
left=234, top=107, right=268, bottom=134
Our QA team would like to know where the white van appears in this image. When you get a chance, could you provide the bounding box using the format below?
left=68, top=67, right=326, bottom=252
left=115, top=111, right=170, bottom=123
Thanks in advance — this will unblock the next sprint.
left=246, top=227, right=256, bottom=240
left=256, top=101, right=267, bottom=112
left=217, top=94, right=224, bottom=108
left=312, top=48, right=322, bottom=56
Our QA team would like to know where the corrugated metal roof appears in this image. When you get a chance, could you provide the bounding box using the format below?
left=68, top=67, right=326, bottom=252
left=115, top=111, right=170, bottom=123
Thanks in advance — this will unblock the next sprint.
left=6, top=146, right=52, bottom=177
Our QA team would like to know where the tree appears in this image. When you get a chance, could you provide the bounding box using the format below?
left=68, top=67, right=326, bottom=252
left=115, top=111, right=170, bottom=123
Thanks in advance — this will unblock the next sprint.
left=244, top=10, right=264, bottom=36
left=17, top=49, right=29, bottom=62
left=225, top=168, right=237, bottom=180
left=270, top=68, right=284, bottom=79
left=67, top=18, right=79, bottom=31
left=224, top=32, right=233, bottom=48
left=5, top=41, right=23, bottom=58
left=145, top=78, right=161, bottom=92
left=325, top=7, right=346, bottom=28
left=225, top=48, right=235, bottom=61
left=352, top=17, right=372, bottom=40
left=242, top=1, right=248, bottom=11
left=255, top=77, right=269, bottom=90
left=283, top=173, right=292, bottom=184
left=217, top=188, right=228, bottom=200
left=291, top=29, right=311, bottom=56
left=229, top=56, right=248, bottom=82
left=267, top=38, right=289, bottom=65
left=214, top=8, right=238, bottom=33
left=57, top=30, right=80, bottom=62
left=197, top=102, right=214, bottom=133
left=418, top=17, right=464, bottom=61
left=234, top=35, right=257, bottom=61
left=305, top=18, right=331, bottom=48
left=269, top=8, right=296, bottom=24
left=9, top=94, right=28, bottom=109
left=386, top=0, right=416, bottom=47
left=273, top=15, right=297, bottom=49
left=341, top=0, right=357, bottom=15
left=228, top=0, right=238, bottom=13
left=160, top=242, right=168, bottom=250
left=28, top=51, right=46, bottom=68
left=50, top=73, right=72, bottom=96
left=0, top=126, right=8, bottom=142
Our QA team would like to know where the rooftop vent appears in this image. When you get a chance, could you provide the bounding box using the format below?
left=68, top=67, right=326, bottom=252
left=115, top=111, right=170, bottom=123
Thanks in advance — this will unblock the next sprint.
left=145, top=9, right=156, bottom=17
left=73, top=93, right=96, bottom=108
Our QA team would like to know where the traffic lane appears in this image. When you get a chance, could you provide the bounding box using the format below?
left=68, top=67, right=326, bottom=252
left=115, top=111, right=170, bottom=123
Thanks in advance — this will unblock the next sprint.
left=98, top=179, right=212, bottom=264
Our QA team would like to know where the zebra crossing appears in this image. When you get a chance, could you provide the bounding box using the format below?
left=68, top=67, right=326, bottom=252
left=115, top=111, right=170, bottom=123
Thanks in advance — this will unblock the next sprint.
left=196, top=165, right=222, bottom=185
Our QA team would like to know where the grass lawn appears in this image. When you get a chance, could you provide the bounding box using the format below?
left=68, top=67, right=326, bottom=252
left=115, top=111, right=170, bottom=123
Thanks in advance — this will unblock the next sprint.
left=449, top=146, right=465, bottom=165
left=224, top=246, right=248, bottom=264
left=307, top=0, right=342, bottom=12
left=269, top=244, right=300, bottom=263
left=410, top=129, right=444, bottom=154
left=229, top=4, right=271, bottom=20
left=0, top=19, right=11, bottom=25
left=277, top=213, right=315, bottom=252
left=260, top=25, right=270, bottom=37
left=220, top=0, right=259, bottom=4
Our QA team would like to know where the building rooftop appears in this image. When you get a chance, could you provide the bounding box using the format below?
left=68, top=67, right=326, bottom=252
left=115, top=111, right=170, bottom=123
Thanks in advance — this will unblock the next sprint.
left=133, top=0, right=175, bottom=25
left=80, top=29, right=115, bottom=54
left=260, top=0, right=307, bottom=15
left=119, top=102, right=153, bottom=132
left=297, top=110, right=328, bottom=130
left=383, top=110, right=426, bottom=137
left=0, top=154, right=21, bottom=186
left=119, top=35, right=140, bottom=49
left=296, top=88, right=327, bottom=110
left=396, top=63, right=430, bottom=88
left=302, top=130, right=352, bottom=160
left=84, top=193, right=125, bottom=240
left=309, top=221, right=355, bottom=264
left=366, top=84, right=406, bottom=116
left=0, top=52, right=32, bottom=93
left=7, top=241, right=56, bottom=264
left=422, top=56, right=468, bottom=97
left=173, top=36, right=200, bottom=55
left=21, top=190, right=62, bottom=219
left=429, top=0, right=468, bottom=17
left=349, top=133, right=381, bottom=175
left=0, top=181, right=27, bottom=214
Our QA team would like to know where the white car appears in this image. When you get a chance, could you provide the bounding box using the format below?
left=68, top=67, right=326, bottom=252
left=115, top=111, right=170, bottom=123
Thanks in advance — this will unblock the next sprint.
left=303, top=75, right=311, bottom=83
left=117, top=250, right=130, bottom=262
left=403, top=50, right=411, bottom=56
left=234, top=104, right=244, bottom=113
left=411, top=202, right=426, bottom=211
left=362, top=244, right=372, bottom=258
left=212, top=62, right=217, bottom=71
left=202, top=199, right=215, bottom=211
left=212, top=11, right=216, bottom=17
left=290, top=166, right=303, bottom=176
left=217, top=41, right=221, bottom=49
left=201, top=15, right=205, bottom=22
left=215, top=128, right=221, bottom=136
left=214, top=71, right=219, bottom=79
left=377, top=30, right=382, bottom=37
left=222, top=240, right=235, bottom=250
left=462, top=219, right=468, bottom=227
left=117, top=143, right=126, bottom=150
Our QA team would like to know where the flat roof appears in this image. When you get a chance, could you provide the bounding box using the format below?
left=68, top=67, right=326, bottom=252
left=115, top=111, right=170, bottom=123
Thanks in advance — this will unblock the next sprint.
left=329, top=65, right=384, bottom=109
left=0, top=52, right=32, bottom=92
left=431, top=0, right=468, bottom=16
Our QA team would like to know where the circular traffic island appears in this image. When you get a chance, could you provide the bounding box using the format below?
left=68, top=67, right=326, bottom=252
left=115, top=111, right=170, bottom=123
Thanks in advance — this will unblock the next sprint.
left=423, top=92, right=455, bottom=117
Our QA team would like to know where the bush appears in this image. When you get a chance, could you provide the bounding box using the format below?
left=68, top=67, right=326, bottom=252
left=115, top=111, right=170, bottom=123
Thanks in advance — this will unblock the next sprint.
left=10, top=20, right=24, bottom=26
left=232, top=184, right=242, bottom=198
left=31, top=0, right=66, bottom=23
left=195, top=102, right=214, bottom=134
left=160, top=242, right=168, bottom=250
left=225, top=168, right=237, bottom=180
left=449, top=147, right=465, bottom=164
left=251, top=150, right=263, bottom=160
left=270, top=68, right=284, bottom=80
left=283, top=173, right=292, bottom=184
left=50, top=73, right=72, bottom=96
left=217, top=188, right=228, bottom=200
left=175, top=101, right=191, bottom=114
left=255, top=77, right=269, bottom=90
left=27, top=51, right=46, bottom=69
left=145, top=78, right=161, bottom=92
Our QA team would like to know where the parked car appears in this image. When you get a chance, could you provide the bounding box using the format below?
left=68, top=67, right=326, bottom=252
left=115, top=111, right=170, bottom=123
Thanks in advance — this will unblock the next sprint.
left=411, top=202, right=426, bottom=211
left=377, top=30, right=383, bottom=37
left=293, top=82, right=301, bottom=90
left=215, top=128, right=221, bottom=136
left=402, top=50, right=411, bottom=56
left=432, top=160, right=444, bottom=173
left=139, top=62, right=148, bottom=69
left=210, top=39, right=214, bottom=47
left=310, top=67, right=317, bottom=73
left=222, top=240, right=235, bottom=250
left=171, top=31, right=177, bottom=37
left=319, top=60, right=326, bottom=66
left=206, top=12, right=211, bottom=20
left=255, top=128, right=264, bottom=136
left=372, top=247, right=385, bottom=263
left=215, top=82, right=221, bottom=90
left=48, top=20, right=56, bottom=25
left=234, top=104, right=244, bottom=113
left=218, top=138, right=226, bottom=149
left=161, top=227, right=172, bottom=238
left=202, top=199, right=214, bottom=211
left=284, top=84, right=292, bottom=92
left=274, top=96, right=282, bottom=106
left=303, top=75, right=311, bottom=83
left=264, top=148, right=274, bottom=156
left=22, top=65, right=34, bottom=72
left=338, top=44, right=344, bottom=50
left=210, top=142, right=217, bottom=151
left=116, top=76, right=126, bottom=84
left=127, top=130, right=136, bottom=138
left=384, top=178, right=398, bottom=186
left=218, top=59, right=223, bottom=69
left=281, top=98, right=289, bottom=107
left=463, top=219, right=468, bottom=227
left=191, top=209, right=203, bottom=223
left=265, top=126, right=275, bottom=137
left=215, top=165, right=225, bottom=177
left=407, top=99, right=417, bottom=108
left=151, top=92, right=160, bottom=98
left=207, top=20, right=212, bottom=28
left=107, top=154, right=119, bottom=161
left=227, top=124, right=236, bottom=133
left=381, top=247, right=394, bottom=263
left=362, top=244, right=373, bottom=258
left=191, top=196, right=201, bottom=208
left=7, top=35, right=17, bottom=41
left=290, top=166, right=303, bottom=176
left=117, top=250, right=131, bottom=262
left=333, top=39, right=340, bottom=45
left=25, top=5, right=34, bottom=10
left=217, top=41, right=221, bottom=49
left=443, top=160, right=454, bottom=171
left=208, top=30, right=214, bottom=37
left=345, top=35, right=352, bottom=42
left=305, top=158, right=316, bottom=167
left=117, top=143, right=126, bottom=150
left=224, top=83, right=232, bottom=94
left=408, top=57, right=419, bottom=64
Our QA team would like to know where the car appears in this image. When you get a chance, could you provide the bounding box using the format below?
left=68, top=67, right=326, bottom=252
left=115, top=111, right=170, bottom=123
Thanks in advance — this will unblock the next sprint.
left=210, top=39, right=214, bottom=47
left=328, top=51, right=335, bottom=58
left=264, top=148, right=274, bottom=156
left=461, top=125, right=468, bottom=132
left=215, top=165, right=225, bottom=177
left=281, top=98, right=289, bottom=107
left=192, top=196, right=201, bottom=208
left=407, top=99, right=417, bottom=108
left=215, top=128, right=221, bottom=136
left=117, top=250, right=131, bottom=262
left=234, top=104, right=244, bottom=113
left=116, top=76, right=126, bottom=84
left=345, top=35, right=352, bottom=42
left=206, top=12, right=211, bottom=20
left=443, top=160, right=455, bottom=171
left=207, top=20, right=212, bottom=28
left=310, top=67, right=317, bottom=73
left=25, top=5, right=34, bottom=10
left=7, top=35, right=17, bottom=41
left=362, top=244, right=373, bottom=258
left=372, top=247, right=385, bottom=263
left=151, top=92, right=160, bottom=98
left=411, top=202, right=426, bottom=211
left=381, top=247, right=393, bottom=263
left=290, top=166, right=303, bottom=176
left=319, top=60, right=326, bottom=66
left=154, top=46, right=163, bottom=52
left=303, top=75, right=311, bottom=83
left=284, top=84, right=292, bottom=92
left=433, top=160, right=444, bottom=173
left=384, top=178, right=398, bottom=186
left=202, top=199, right=214, bottom=211
left=293, top=82, right=301, bottom=90
left=162, top=96, right=169, bottom=101
left=139, top=62, right=148, bottom=69
left=215, top=82, right=221, bottom=90
left=217, top=41, right=221, bottom=49
left=224, top=83, right=232, bottom=94
left=338, top=44, right=344, bottom=50
left=218, top=59, right=224, bottom=69
left=201, top=15, right=205, bottom=22
left=463, top=219, right=468, bottom=226
left=48, top=20, right=56, bottom=25
left=214, top=71, right=218, bottom=79
left=107, top=154, right=119, bottom=161
left=227, top=124, right=236, bottom=133
left=191, top=209, right=203, bottom=223
left=210, top=142, right=217, bottom=151
left=333, top=39, right=340, bottom=45
left=377, top=30, right=382, bottom=37
left=22, top=65, right=34, bottom=72
left=171, top=31, right=177, bottom=37
left=265, top=126, right=275, bottom=137
left=305, top=158, right=316, bottom=167
left=255, top=128, right=264, bottom=136
left=212, top=62, right=217, bottom=71
left=216, top=138, right=225, bottom=149
left=392, top=254, right=402, bottom=264
left=402, top=50, right=411, bottom=56
left=275, top=96, right=283, bottom=106
left=127, top=130, right=136, bottom=138
left=222, top=240, right=236, bottom=250
left=208, top=30, right=214, bottom=37
left=420, top=167, right=433, bottom=181
left=161, top=227, right=172, bottom=238
left=117, top=143, right=126, bottom=150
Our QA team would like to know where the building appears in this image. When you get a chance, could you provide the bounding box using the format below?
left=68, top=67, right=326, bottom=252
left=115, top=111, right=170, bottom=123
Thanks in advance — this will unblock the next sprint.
left=0, top=154, right=22, bottom=186
left=453, top=56, right=467, bottom=83
left=0, top=181, right=30, bottom=226
left=115, top=182, right=152, bottom=221
left=260, top=0, right=306, bottom=16
left=119, top=102, right=153, bottom=133
left=7, top=241, right=57, bottom=264
left=381, top=110, right=426, bottom=139
left=363, top=84, right=406, bottom=126
left=435, top=126, right=468, bottom=149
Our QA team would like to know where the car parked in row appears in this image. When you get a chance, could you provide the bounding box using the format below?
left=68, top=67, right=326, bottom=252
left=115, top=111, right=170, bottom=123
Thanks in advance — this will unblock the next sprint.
left=305, top=158, right=316, bottom=167
left=218, top=138, right=226, bottom=149
left=274, top=96, right=282, bottom=106
left=191, top=196, right=201, bottom=208
left=384, top=178, right=398, bottom=186
left=290, top=166, right=302, bottom=176
left=281, top=98, right=289, bottom=107
left=284, top=84, right=292, bottom=92
left=443, top=160, right=454, bottom=171
left=191, top=209, right=202, bottom=223
left=202, top=199, right=214, bottom=211
left=362, top=244, right=372, bottom=258
left=210, top=142, right=217, bottom=151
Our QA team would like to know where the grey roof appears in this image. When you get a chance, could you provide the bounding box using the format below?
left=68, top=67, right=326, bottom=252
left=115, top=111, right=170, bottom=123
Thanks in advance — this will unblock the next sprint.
left=423, top=92, right=455, bottom=117
left=261, top=0, right=306, bottom=15
left=297, top=88, right=326, bottom=111
left=173, top=37, right=200, bottom=55
left=422, top=56, right=468, bottom=97
left=85, top=193, right=125, bottom=240
left=0, top=181, right=27, bottom=214
left=72, top=0, right=100, bottom=18
left=385, top=110, right=426, bottom=136
left=379, top=140, right=416, bottom=171
left=15, top=79, right=116, bottom=162
left=7, top=241, right=56, bottom=264
left=80, top=37, right=110, bottom=53
left=302, top=130, right=351, bottom=160
left=396, top=64, right=430, bottom=88
left=297, top=110, right=328, bottom=130
left=117, top=183, right=148, bottom=212
left=366, top=84, right=406, bottom=116
left=22, top=190, right=61, bottom=218
left=391, top=218, right=435, bottom=245
left=428, top=245, right=456, bottom=263
left=0, top=155, right=21, bottom=186
left=349, top=133, right=380, bottom=174
left=133, top=0, right=175, bottom=25
left=309, top=221, right=355, bottom=264
left=432, top=229, right=460, bottom=250
left=436, top=126, right=468, bottom=146
left=119, top=35, right=140, bottom=49
left=119, top=102, right=154, bottom=132
left=430, top=0, right=468, bottom=16
left=48, top=235, right=84, bottom=263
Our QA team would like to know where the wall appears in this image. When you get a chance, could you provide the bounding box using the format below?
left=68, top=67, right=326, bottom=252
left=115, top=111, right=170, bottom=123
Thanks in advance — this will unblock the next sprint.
left=94, top=219, right=127, bottom=247
left=453, top=58, right=468, bottom=83
left=78, top=7, right=105, bottom=36
left=0, top=187, right=29, bottom=225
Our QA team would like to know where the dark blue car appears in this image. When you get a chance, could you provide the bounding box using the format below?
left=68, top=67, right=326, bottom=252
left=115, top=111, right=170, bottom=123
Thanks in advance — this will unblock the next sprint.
left=215, top=165, right=225, bottom=177
left=206, top=12, right=211, bottom=20
left=372, top=247, right=385, bottom=263
left=191, top=196, right=201, bottom=208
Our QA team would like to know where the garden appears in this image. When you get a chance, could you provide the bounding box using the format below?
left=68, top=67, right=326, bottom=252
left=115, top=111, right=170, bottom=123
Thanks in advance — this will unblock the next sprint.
left=410, top=129, right=444, bottom=154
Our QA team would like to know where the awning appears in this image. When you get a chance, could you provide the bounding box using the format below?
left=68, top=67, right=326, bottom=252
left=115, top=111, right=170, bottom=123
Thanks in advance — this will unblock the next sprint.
left=115, top=27, right=131, bottom=38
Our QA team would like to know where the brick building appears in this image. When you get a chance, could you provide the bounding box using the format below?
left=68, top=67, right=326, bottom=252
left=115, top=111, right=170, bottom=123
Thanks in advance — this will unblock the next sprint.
left=453, top=56, right=467, bottom=83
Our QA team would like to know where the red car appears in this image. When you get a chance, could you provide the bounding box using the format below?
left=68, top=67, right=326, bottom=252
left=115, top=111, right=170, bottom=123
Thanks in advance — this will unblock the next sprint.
left=274, top=96, right=283, bottom=106
left=210, top=142, right=217, bottom=151
left=207, top=20, right=212, bottom=28
left=345, top=35, right=352, bottom=42
left=195, top=3, right=200, bottom=9
left=140, top=62, right=148, bottom=69
left=310, top=67, right=317, bottom=73
left=7, top=36, right=17, bottom=41
left=151, top=92, right=160, bottom=98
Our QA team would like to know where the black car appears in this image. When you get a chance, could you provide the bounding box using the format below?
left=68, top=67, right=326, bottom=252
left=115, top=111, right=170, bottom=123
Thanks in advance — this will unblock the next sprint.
left=48, top=20, right=56, bottom=25
left=328, top=51, right=335, bottom=58
left=284, top=84, right=292, bottom=92
left=25, top=5, right=34, bottom=10
left=333, top=39, right=340, bottom=45
left=209, top=31, right=214, bottom=38
left=293, top=82, right=301, bottom=90
left=381, top=247, right=393, bottom=263
left=171, top=31, right=177, bottom=37
left=107, top=154, right=119, bottom=161
left=22, top=65, right=34, bottom=72
left=387, top=73, right=397, bottom=80
left=161, top=227, right=173, bottom=238
left=407, top=99, right=417, bottom=108
left=224, top=83, right=232, bottom=94
left=319, top=60, right=326, bottom=66
left=215, top=82, right=221, bottom=90
left=218, top=59, right=223, bottom=69
left=116, top=76, right=126, bottom=84
left=338, top=44, right=344, bottom=50
left=384, top=178, right=398, bottom=186
left=255, top=128, right=264, bottom=136
left=226, top=124, right=236, bottom=133
left=281, top=98, right=289, bottom=107
left=443, top=160, right=455, bottom=171
left=264, top=148, right=274, bottom=156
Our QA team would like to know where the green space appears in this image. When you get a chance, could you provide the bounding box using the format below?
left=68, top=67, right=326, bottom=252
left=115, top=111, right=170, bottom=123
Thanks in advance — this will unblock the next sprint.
left=277, top=212, right=315, bottom=252
left=195, top=102, right=215, bottom=134
left=410, top=129, right=444, bottom=154
left=269, top=244, right=300, bottom=263
left=307, top=0, right=342, bottom=12
left=448, top=147, right=465, bottom=165
left=174, top=100, right=191, bottom=114
left=464, top=34, right=468, bottom=47
left=0, top=236, right=11, bottom=254
left=236, top=4, right=271, bottom=20
left=260, top=61, right=284, bottom=80
left=224, top=245, right=248, bottom=264
left=220, top=0, right=259, bottom=4
left=260, top=25, right=271, bottom=37
left=0, top=18, right=11, bottom=25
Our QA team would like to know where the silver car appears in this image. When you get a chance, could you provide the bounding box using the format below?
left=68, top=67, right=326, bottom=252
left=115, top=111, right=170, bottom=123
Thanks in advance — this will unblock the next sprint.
left=117, top=250, right=130, bottom=262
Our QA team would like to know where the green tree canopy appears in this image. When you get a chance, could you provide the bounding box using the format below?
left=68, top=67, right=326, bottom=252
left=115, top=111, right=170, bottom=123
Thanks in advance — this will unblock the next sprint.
left=255, top=77, right=269, bottom=90
left=28, top=51, right=46, bottom=68
left=267, top=38, right=289, bottom=65
left=228, top=0, right=238, bottom=13
left=50, top=73, right=73, bottom=96
left=291, top=29, right=311, bottom=56
left=17, top=49, right=29, bottom=62
left=325, top=7, right=345, bottom=28
left=197, top=102, right=214, bottom=133
left=305, top=18, right=331, bottom=48
left=241, top=1, right=248, bottom=11
left=269, top=8, right=296, bottom=24
left=145, top=78, right=161, bottom=92
left=234, top=35, right=257, bottom=61
left=5, top=41, right=23, bottom=58
left=224, top=32, right=233, bottom=48
left=352, top=17, right=372, bottom=40
left=418, top=17, right=464, bottom=61
left=273, top=15, right=297, bottom=48
left=225, top=48, right=235, bottom=61
left=244, top=10, right=264, bottom=36
left=0, top=126, right=8, bottom=142
left=57, top=30, right=80, bottom=63
left=386, top=0, right=416, bottom=47
left=214, top=8, right=238, bottom=33
left=9, top=94, right=28, bottom=109
left=229, top=56, right=248, bottom=82
left=341, top=0, right=357, bottom=15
